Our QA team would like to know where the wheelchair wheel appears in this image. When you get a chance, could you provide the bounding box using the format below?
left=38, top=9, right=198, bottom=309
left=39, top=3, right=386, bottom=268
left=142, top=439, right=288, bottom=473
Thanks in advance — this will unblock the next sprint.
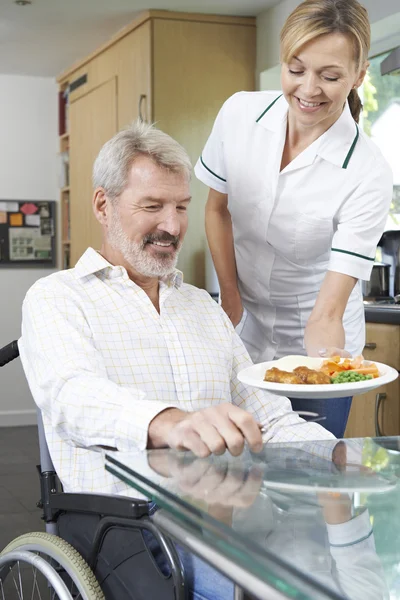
left=0, top=532, right=104, bottom=600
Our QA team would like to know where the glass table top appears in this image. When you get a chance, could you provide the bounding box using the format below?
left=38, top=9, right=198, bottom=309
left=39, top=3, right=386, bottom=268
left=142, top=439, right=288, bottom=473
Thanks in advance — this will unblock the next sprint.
left=105, top=436, right=400, bottom=600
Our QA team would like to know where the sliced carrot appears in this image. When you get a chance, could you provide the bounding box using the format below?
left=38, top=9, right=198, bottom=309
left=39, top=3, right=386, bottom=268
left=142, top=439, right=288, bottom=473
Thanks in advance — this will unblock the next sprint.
left=353, top=367, right=380, bottom=377
left=319, top=356, right=380, bottom=378
left=330, top=356, right=341, bottom=364
left=352, top=355, right=364, bottom=369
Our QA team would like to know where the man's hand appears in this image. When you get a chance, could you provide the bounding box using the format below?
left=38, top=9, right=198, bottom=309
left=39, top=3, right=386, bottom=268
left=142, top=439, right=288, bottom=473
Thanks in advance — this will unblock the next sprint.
left=148, top=403, right=263, bottom=458
left=148, top=450, right=263, bottom=509
left=221, top=289, right=243, bottom=328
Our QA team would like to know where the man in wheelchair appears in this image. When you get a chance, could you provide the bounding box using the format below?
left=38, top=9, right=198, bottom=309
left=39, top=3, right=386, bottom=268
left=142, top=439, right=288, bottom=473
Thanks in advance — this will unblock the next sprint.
left=17, top=121, right=333, bottom=600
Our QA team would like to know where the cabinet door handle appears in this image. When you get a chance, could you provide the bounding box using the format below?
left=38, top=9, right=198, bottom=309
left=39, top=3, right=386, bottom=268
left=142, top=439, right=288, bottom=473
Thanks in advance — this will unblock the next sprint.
left=375, top=392, right=387, bottom=437
left=364, top=342, right=377, bottom=350
left=138, top=94, right=147, bottom=122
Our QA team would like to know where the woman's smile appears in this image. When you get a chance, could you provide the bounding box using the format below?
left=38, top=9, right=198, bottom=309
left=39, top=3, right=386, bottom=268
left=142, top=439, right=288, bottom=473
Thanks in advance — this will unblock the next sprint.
left=295, top=96, right=327, bottom=112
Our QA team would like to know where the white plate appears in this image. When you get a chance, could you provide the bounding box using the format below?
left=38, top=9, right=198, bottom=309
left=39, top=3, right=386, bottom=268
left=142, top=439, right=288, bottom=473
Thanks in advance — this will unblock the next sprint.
left=260, top=474, right=396, bottom=494
left=237, top=355, right=398, bottom=399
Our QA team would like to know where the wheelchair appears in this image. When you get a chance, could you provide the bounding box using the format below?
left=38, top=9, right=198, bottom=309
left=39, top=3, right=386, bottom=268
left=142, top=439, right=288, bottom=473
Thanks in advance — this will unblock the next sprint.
left=0, top=340, right=185, bottom=600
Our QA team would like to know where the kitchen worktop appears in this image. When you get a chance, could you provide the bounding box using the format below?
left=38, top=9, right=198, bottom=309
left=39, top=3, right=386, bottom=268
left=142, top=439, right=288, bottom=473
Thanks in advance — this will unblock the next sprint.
left=364, top=304, right=400, bottom=325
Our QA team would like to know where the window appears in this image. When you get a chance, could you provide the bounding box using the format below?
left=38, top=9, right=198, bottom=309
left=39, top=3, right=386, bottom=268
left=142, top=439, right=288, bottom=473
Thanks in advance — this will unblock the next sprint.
left=361, top=50, right=400, bottom=230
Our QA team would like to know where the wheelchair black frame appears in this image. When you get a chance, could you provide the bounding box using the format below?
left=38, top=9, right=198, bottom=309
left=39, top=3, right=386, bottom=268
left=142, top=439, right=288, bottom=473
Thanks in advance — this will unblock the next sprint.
left=0, top=339, right=185, bottom=599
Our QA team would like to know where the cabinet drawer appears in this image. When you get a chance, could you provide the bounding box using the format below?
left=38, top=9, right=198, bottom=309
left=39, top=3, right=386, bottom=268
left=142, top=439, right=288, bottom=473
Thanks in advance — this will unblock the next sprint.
left=345, top=378, right=400, bottom=438
left=69, top=65, right=92, bottom=103
left=68, top=46, right=117, bottom=104
left=363, top=323, right=400, bottom=370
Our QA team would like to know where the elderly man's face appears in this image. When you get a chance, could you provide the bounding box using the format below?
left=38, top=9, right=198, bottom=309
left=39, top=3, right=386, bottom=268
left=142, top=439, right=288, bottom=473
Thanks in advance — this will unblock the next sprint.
left=107, top=156, right=191, bottom=278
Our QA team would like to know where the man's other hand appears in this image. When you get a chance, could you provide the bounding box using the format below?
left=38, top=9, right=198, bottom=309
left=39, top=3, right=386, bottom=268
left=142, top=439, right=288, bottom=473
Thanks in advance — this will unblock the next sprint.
left=148, top=403, right=263, bottom=458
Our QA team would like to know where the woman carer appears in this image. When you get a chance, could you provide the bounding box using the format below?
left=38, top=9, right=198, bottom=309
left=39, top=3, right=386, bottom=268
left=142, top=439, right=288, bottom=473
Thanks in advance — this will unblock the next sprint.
left=195, top=0, right=393, bottom=437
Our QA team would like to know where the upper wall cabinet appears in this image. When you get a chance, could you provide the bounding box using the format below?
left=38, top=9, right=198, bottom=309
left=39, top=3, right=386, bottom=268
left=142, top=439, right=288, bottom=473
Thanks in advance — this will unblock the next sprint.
left=57, top=11, right=256, bottom=284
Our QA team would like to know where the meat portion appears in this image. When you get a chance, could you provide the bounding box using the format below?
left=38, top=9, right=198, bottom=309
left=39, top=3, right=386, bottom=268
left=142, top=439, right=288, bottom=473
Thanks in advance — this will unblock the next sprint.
left=292, top=366, right=312, bottom=383
left=293, top=366, right=331, bottom=385
left=264, top=367, right=305, bottom=384
left=264, top=366, right=332, bottom=385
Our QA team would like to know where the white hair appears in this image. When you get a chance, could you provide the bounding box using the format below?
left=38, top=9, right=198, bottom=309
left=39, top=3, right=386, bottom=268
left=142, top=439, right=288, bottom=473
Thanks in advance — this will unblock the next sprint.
left=92, top=120, right=192, bottom=198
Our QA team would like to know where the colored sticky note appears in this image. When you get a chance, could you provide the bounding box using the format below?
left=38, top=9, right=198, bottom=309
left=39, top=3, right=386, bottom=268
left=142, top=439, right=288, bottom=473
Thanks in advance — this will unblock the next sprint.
left=0, top=202, right=19, bottom=212
left=25, top=214, right=40, bottom=226
left=0, top=212, right=6, bottom=224
left=9, top=213, right=23, bottom=226
left=20, top=203, right=38, bottom=215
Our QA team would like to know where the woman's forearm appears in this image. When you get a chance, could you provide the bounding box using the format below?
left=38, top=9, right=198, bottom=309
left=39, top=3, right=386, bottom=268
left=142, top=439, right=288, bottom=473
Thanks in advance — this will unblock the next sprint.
left=305, top=271, right=357, bottom=356
left=205, top=189, right=239, bottom=295
left=205, top=189, right=243, bottom=325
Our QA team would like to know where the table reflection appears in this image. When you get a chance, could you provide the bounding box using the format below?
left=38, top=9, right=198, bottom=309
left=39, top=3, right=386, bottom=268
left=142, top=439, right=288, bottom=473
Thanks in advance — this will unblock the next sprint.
left=106, top=437, right=400, bottom=599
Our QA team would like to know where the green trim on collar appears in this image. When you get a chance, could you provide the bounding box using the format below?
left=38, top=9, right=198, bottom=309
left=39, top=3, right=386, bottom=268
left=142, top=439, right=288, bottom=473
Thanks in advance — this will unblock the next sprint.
left=342, top=124, right=359, bottom=169
left=200, top=155, right=226, bottom=182
left=331, top=247, right=374, bottom=261
left=256, top=94, right=283, bottom=123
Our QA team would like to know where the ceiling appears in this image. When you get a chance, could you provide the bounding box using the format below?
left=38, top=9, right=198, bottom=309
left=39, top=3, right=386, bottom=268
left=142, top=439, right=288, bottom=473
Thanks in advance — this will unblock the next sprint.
left=0, top=0, right=280, bottom=77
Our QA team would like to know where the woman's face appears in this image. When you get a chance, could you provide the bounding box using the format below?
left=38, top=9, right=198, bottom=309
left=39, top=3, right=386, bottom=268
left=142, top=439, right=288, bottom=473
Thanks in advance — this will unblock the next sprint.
left=281, top=32, right=367, bottom=132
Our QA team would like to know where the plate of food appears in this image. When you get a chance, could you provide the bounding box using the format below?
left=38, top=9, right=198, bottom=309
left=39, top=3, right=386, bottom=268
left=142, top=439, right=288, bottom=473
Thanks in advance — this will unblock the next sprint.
left=237, top=355, right=398, bottom=398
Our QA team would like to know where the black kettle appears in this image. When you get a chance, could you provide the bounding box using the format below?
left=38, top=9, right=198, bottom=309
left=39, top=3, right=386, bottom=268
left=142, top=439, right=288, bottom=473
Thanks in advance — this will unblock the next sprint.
left=362, top=262, right=390, bottom=298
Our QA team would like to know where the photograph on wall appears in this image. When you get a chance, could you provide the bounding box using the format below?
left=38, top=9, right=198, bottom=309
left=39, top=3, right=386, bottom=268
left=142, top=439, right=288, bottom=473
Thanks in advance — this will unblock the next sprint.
left=0, top=200, right=56, bottom=267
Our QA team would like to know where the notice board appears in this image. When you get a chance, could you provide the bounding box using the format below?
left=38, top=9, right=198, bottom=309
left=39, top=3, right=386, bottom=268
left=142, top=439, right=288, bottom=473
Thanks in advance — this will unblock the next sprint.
left=0, top=200, right=56, bottom=268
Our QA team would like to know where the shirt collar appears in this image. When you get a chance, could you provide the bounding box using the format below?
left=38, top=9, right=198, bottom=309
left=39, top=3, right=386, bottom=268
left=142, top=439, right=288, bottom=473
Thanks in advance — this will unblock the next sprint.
left=256, top=94, right=359, bottom=169
left=317, top=101, right=359, bottom=169
left=74, top=247, right=183, bottom=288
left=255, top=94, right=287, bottom=132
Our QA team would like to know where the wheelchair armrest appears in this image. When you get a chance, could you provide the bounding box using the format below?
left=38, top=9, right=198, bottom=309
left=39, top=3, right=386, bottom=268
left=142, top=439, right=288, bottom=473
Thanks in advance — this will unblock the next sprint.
left=0, top=340, right=19, bottom=367
left=49, top=492, right=149, bottom=520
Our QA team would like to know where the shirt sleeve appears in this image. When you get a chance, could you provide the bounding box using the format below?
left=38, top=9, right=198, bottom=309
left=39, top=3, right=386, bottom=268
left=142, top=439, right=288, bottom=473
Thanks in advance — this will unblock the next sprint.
left=329, top=160, right=393, bottom=281
left=194, top=97, right=230, bottom=194
left=327, top=510, right=388, bottom=600
left=19, top=281, right=176, bottom=453
left=227, top=317, right=335, bottom=444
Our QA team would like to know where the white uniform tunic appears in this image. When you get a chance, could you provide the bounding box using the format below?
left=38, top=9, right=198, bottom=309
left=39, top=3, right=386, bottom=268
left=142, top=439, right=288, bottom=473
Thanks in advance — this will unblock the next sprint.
left=195, top=91, right=393, bottom=362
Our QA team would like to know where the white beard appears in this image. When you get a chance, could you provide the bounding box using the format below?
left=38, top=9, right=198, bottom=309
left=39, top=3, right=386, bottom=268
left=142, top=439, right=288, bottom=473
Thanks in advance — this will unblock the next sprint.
left=107, top=212, right=181, bottom=278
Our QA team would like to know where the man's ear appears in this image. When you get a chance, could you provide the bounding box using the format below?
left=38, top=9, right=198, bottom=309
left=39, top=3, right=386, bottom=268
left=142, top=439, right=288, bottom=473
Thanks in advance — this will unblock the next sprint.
left=93, top=188, right=109, bottom=225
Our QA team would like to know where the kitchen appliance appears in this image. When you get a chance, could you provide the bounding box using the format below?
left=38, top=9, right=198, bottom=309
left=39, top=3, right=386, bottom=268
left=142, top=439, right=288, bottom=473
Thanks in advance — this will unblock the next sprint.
left=377, top=230, right=400, bottom=297
left=362, top=262, right=390, bottom=298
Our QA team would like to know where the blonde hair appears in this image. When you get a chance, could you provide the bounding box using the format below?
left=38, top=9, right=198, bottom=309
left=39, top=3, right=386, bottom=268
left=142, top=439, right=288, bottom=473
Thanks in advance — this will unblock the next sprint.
left=280, top=0, right=370, bottom=122
left=93, top=120, right=192, bottom=199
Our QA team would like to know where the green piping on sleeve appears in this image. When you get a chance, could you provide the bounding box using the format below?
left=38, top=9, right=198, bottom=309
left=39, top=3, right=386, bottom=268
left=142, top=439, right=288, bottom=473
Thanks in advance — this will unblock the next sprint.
left=331, top=247, right=375, bottom=261
left=200, top=156, right=226, bottom=182
left=330, top=529, right=373, bottom=548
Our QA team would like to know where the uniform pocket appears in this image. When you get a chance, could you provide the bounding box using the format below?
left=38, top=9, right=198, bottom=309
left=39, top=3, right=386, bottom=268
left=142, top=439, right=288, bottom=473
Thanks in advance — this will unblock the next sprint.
left=295, top=214, right=333, bottom=262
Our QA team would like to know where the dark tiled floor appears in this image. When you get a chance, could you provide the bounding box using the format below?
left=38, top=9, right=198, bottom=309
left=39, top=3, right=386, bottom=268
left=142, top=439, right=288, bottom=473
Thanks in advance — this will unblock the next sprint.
left=0, top=426, right=53, bottom=597
left=0, top=426, right=44, bottom=552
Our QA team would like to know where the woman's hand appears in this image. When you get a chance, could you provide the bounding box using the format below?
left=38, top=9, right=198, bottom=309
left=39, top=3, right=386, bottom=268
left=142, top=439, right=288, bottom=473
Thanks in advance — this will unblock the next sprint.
left=305, top=317, right=351, bottom=358
left=221, top=289, right=243, bottom=327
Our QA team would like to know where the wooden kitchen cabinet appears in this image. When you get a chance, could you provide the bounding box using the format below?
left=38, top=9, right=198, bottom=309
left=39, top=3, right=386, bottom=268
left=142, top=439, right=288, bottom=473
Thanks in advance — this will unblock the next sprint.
left=362, top=322, right=400, bottom=370
left=69, top=79, right=118, bottom=261
left=57, top=11, right=256, bottom=279
left=344, top=322, right=400, bottom=438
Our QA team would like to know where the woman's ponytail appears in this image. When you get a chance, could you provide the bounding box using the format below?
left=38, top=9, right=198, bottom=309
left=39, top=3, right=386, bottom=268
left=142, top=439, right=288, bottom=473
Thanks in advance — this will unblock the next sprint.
left=348, top=88, right=363, bottom=123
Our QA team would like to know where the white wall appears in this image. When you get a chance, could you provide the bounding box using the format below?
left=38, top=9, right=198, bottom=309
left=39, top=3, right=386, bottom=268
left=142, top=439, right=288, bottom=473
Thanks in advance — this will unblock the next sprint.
left=0, top=75, right=58, bottom=426
left=257, top=0, right=400, bottom=86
